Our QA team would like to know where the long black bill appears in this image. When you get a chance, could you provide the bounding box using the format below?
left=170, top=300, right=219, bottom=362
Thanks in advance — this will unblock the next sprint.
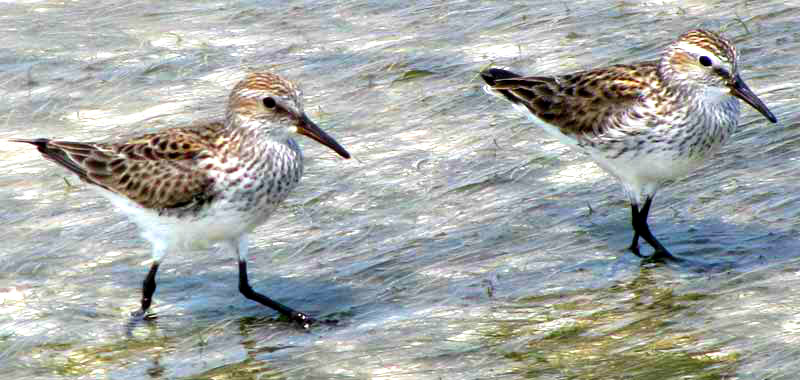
left=731, top=74, right=778, bottom=123
left=296, top=114, right=351, bottom=159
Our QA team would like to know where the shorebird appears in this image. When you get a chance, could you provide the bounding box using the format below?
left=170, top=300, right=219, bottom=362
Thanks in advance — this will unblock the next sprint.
left=11, top=72, right=350, bottom=329
left=481, top=29, right=777, bottom=260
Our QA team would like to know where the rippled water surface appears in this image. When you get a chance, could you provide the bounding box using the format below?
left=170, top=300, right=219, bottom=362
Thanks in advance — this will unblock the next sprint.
left=1, top=1, right=799, bottom=379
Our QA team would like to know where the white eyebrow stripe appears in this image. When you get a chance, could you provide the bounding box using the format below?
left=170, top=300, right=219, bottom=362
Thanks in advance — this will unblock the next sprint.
left=674, top=41, right=716, bottom=59
left=237, top=88, right=266, bottom=99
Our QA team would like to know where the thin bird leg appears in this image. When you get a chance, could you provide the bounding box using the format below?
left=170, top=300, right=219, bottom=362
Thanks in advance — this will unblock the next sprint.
left=237, top=260, right=316, bottom=329
left=629, top=204, right=642, bottom=255
left=630, top=197, right=677, bottom=260
left=131, top=262, right=160, bottom=319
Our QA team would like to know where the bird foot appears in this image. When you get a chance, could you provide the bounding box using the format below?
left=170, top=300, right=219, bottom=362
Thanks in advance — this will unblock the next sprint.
left=629, top=245, right=680, bottom=263
left=650, top=249, right=679, bottom=261
left=130, top=309, right=158, bottom=321
left=125, top=310, right=157, bottom=337
left=282, top=312, right=338, bottom=330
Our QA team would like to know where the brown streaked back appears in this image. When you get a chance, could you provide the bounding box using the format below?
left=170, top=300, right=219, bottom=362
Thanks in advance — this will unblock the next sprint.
left=482, top=63, right=659, bottom=137
left=11, top=121, right=226, bottom=212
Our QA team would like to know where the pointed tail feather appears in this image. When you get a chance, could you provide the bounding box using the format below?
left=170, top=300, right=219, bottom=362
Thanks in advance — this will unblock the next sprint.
left=8, top=138, right=51, bottom=152
left=9, top=138, right=94, bottom=184
left=480, top=68, right=522, bottom=86
left=480, top=68, right=532, bottom=108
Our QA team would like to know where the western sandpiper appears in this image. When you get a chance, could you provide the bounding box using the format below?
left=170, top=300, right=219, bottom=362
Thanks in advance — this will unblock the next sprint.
left=12, top=72, right=350, bottom=328
left=481, top=29, right=777, bottom=260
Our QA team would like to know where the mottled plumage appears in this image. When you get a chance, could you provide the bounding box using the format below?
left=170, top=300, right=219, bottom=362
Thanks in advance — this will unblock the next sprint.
left=482, top=29, right=777, bottom=260
left=19, top=123, right=222, bottom=212
left=12, top=72, right=350, bottom=328
left=485, top=63, right=658, bottom=137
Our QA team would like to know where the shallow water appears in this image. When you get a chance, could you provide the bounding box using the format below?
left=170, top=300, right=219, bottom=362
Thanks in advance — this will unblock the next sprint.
left=1, top=0, right=799, bottom=379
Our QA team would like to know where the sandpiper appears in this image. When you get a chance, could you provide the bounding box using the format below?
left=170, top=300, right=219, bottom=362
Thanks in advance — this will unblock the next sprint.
left=11, top=72, right=350, bottom=328
left=481, top=29, right=777, bottom=260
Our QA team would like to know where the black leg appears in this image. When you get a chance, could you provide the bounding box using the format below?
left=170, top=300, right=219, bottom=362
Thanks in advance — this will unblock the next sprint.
left=629, top=204, right=642, bottom=256
left=131, top=262, right=159, bottom=320
left=237, top=260, right=317, bottom=329
left=629, top=197, right=677, bottom=261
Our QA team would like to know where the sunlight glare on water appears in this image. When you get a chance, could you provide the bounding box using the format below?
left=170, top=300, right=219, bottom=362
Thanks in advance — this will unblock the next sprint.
left=1, top=1, right=799, bottom=379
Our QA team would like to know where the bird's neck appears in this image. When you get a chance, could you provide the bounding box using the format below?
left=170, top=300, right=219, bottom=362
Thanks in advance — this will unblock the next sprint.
left=221, top=117, right=302, bottom=163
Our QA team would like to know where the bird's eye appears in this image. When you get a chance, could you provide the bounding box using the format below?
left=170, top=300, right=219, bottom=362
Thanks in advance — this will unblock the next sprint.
left=699, top=56, right=713, bottom=67
left=262, top=97, right=276, bottom=108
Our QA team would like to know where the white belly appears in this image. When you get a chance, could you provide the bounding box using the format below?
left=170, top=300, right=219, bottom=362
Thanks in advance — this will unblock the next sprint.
left=100, top=189, right=276, bottom=251
left=587, top=148, right=702, bottom=204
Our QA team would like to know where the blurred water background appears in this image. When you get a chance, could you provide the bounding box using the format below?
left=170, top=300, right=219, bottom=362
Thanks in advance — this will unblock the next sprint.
left=1, top=0, right=799, bottom=379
